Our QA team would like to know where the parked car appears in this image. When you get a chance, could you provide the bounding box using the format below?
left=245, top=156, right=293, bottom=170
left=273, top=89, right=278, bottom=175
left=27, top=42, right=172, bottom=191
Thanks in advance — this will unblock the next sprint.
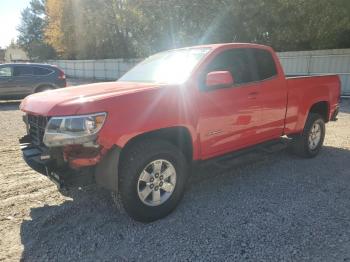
left=0, top=63, right=66, bottom=97
left=19, top=43, right=340, bottom=222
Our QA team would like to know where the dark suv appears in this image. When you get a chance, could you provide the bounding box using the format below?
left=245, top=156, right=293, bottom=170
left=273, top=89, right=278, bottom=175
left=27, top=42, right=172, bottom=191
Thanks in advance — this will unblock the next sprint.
left=0, top=63, right=66, bottom=97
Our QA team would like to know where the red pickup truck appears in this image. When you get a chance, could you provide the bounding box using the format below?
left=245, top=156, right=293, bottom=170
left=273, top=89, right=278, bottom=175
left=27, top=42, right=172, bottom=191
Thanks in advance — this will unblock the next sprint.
left=19, top=43, right=340, bottom=222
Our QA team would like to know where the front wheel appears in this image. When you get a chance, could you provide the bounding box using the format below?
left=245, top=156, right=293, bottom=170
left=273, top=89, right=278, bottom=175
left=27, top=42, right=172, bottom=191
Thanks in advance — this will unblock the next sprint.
left=290, top=113, right=326, bottom=158
left=117, top=140, right=188, bottom=222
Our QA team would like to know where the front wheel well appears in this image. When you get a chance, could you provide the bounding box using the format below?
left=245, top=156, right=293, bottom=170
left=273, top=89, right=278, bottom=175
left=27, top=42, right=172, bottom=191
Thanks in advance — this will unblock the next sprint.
left=309, top=101, right=329, bottom=122
left=120, top=127, right=193, bottom=164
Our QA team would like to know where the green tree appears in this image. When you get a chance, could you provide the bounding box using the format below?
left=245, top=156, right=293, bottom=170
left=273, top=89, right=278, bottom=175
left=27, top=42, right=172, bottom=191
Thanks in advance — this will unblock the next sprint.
left=34, top=0, right=350, bottom=59
left=17, top=0, right=56, bottom=60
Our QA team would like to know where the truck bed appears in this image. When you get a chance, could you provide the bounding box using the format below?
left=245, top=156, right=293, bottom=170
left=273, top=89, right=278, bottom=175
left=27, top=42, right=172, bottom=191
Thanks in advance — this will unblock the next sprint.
left=284, top=74, right=341, bottom=135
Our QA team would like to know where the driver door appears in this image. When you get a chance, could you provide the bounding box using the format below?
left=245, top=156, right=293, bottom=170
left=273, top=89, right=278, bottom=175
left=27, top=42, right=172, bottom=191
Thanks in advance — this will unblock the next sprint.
left=197, top=48, right=262, bottom=159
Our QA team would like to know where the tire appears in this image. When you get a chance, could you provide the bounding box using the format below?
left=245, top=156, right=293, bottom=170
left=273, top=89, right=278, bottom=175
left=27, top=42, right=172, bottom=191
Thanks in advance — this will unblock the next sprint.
left=118, top=139, right=188, bottom=222
left=290, top=113, right=325, bottom=158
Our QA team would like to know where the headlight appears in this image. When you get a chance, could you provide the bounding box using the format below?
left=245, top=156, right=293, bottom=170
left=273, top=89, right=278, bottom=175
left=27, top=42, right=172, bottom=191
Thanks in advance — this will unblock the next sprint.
left=43, top=112, right=107, bottom=147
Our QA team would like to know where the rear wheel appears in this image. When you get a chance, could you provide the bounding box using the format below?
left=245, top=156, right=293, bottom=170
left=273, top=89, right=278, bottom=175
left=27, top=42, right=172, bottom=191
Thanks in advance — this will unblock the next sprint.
left=290, top=113, right=325, bottom=158
left=117, top=139, right=188, bottom=222
left=36, top=85, right=54, bottom=92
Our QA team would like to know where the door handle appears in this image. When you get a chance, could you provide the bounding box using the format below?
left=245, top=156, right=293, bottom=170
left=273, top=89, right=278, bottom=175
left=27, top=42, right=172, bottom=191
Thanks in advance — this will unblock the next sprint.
left=248, top=92, right=259, bottom=99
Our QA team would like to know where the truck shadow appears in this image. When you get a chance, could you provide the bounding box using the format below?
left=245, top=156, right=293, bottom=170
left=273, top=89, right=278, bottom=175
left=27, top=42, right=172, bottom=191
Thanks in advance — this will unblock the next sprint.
left=20, top=146, right=350, bottom=261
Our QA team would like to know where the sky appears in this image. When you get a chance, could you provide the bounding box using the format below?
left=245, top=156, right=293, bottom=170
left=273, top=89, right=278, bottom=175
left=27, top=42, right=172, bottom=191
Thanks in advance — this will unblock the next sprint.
left=0, top=0, right=31, bottom=48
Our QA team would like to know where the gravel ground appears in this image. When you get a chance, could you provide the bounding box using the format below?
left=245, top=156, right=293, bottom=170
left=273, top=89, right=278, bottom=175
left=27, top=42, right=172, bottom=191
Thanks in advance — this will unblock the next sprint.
left=0, top=92, right=349, bottom=261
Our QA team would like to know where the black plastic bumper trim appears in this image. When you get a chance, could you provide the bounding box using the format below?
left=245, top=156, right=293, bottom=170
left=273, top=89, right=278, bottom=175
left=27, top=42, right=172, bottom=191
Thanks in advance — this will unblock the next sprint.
left=20, top=136, right=95, bottom=189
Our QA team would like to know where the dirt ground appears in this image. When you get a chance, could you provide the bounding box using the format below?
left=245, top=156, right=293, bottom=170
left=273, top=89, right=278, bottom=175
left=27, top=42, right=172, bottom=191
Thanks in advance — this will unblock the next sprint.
left=0, top=96, right=349, bottom=261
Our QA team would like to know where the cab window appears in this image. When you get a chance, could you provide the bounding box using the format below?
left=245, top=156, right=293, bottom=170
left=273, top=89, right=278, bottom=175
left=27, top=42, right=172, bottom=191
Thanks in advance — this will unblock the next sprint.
left=251, top=49, right=278, bottom=80
left=205, top=48, right=255, bottom=86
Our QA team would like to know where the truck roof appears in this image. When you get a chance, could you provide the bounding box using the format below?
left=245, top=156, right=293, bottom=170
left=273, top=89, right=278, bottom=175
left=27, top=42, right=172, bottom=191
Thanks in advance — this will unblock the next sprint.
left=173, top=42, right=273, bottom=51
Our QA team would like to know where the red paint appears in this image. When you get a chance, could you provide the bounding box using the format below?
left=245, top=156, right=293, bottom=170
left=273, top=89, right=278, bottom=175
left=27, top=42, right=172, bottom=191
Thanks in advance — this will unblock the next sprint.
left=20, top=43, right=341, bottom=166
left=206, top=71, right=233, bottom=88
left=63, top=145, right=107, bottom=169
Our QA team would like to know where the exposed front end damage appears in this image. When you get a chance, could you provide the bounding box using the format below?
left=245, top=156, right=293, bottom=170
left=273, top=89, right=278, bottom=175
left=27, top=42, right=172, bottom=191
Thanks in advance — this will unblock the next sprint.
left=19, top=113, right=119, bottom=191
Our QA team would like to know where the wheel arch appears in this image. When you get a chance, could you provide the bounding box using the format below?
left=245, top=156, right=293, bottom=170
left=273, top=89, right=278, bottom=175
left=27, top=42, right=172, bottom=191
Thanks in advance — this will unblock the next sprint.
left=33, top=83, right=56, bottom=93
left=120, top=126, right=194, bottom=164
left=308, top=101, right=329, bottom=123
left=95, top=126, right=194, bottom=193
left=287, top=100, right=329, bottom=138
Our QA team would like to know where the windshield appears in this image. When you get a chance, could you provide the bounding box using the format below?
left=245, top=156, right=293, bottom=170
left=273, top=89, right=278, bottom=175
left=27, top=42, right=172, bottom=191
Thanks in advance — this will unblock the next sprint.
left=118, top=48, right=211, bottom=84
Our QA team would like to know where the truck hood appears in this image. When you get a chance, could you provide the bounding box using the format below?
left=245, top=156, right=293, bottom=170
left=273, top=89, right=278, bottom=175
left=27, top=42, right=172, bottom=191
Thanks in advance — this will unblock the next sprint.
left=20, top=81, right=162, bottom=116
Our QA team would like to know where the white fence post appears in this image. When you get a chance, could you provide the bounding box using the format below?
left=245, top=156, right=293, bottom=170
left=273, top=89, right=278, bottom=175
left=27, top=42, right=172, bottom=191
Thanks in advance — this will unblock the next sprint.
left=307, top=55, right=312, bottom=76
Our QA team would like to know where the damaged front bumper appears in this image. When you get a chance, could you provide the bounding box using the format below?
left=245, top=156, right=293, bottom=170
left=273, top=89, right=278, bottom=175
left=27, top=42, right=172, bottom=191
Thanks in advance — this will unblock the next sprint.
left=19, top=134, right=95, bottom=189
left=19, top=134, right=121, bottom=192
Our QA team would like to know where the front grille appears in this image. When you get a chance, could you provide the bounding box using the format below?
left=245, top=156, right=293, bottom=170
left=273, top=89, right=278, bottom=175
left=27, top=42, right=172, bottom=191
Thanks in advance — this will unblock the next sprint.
left=27, top=114, right=48, bottom=145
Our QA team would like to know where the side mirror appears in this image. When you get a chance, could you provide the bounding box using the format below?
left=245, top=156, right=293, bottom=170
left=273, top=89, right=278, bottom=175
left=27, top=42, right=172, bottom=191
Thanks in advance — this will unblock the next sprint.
left=206, top=71, right=234, bottom=89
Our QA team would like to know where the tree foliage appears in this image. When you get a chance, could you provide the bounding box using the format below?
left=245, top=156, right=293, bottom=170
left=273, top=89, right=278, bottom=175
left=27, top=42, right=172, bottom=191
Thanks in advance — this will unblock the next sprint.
left=18, top=0, right=350, bottom=59
left=17, top=0, right=55, bottom=59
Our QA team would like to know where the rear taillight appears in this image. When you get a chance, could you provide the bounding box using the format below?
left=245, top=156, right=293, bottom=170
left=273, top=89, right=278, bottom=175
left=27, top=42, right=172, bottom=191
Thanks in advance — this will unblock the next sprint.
left=58, top=70, right=66, bottom=80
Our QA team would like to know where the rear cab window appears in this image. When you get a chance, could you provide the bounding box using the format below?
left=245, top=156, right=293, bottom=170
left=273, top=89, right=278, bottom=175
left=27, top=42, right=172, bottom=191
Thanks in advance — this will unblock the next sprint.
left=250, top=48, right=278, bottom=81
